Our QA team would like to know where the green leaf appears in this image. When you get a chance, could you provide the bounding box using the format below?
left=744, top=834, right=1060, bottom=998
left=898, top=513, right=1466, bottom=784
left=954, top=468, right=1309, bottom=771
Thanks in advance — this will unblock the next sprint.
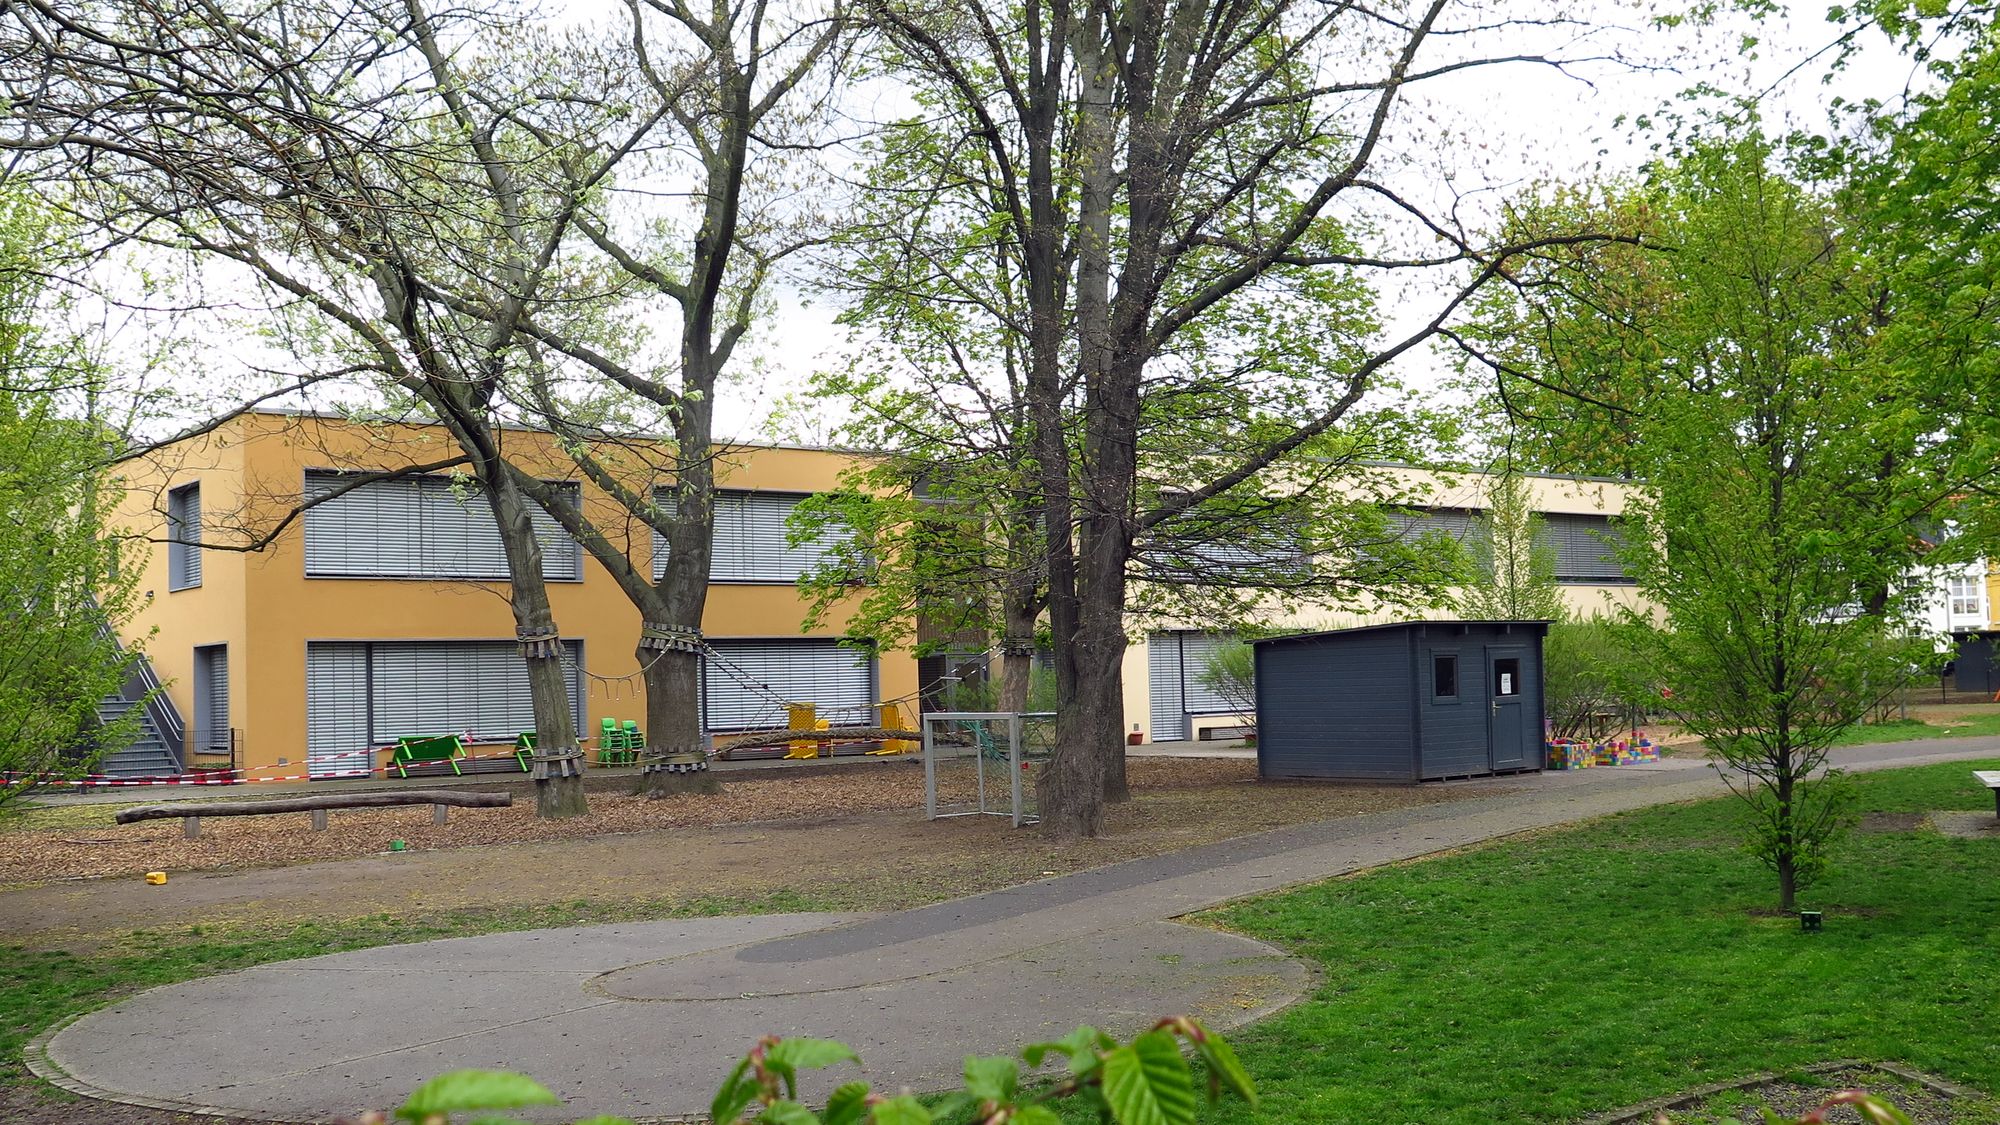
left=823, top=1081, right=873, bottom=1125
left=1100, top=1031, right=1199, bottom=1125
left=1011, top=1107, right=1063, bottom=1125
left=1189, top=1028, right=1256, bottom=1108
left=1024, top=1026, right=1111, bottom=1073
left=758, top=1098, right=823, bottom=1125
left=767, top=1038, right=861, bottom=1073
left=711, top=1057, right=760, bottom=1125
left=868, top=1094, right=932, bottom=1125
left=396, top=1070, right=560, bottom=1120
left=963, top=1055, right=1018, bottom=1102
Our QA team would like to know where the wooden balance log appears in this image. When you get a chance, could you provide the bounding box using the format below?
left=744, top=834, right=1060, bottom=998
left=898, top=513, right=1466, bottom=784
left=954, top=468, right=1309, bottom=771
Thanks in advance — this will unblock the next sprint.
left=114, top=790, right=513, bottom=838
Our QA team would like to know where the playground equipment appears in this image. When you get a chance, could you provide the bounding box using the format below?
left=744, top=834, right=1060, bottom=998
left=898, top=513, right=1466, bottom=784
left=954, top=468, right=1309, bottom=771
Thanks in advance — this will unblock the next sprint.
left=712, top=700, right=924, bottom=760
left=922, top=711, right=1055, bottom=828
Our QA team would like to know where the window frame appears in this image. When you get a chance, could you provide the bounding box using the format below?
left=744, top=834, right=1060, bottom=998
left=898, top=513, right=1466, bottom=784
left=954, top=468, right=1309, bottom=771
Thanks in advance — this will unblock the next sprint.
left=1430, top=650, right=1461, bottom=704
left=167, top=481, right=202, bottom=591
left=301, top=469, right=584, bottom=582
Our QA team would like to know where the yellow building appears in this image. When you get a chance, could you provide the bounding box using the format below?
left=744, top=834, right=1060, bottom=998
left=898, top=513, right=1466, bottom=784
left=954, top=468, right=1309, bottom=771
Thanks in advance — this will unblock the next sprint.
left=1122, top=465, right=1651, bottom=743
left=109, top=411, right=915, bottom=779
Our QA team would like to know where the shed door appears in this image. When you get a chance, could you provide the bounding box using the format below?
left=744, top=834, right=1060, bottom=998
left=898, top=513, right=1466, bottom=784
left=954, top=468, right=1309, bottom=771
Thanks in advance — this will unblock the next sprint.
left=1486, top=646, right=1527, bottom=769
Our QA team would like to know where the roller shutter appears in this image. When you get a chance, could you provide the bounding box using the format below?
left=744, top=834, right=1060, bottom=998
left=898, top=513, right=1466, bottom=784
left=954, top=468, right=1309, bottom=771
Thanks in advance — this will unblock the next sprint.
left=168, top=483, right=202, bottom=589
left=194, top=644, right=229, bottom=752
left=702, top=639, right=875, bottom=731
left=1148, top=632, right=1252, bottom=741
left=1539, top=513, right=1630, bottom=582
left=306, top=643, right=373, bottom=778
left=304, top=472, right=580, bottom=580
left=1148, top=634, right=1187, bottom=741
left=656, top=489, right=853, bottom=583
left=305, top=640, right=583, bottom=779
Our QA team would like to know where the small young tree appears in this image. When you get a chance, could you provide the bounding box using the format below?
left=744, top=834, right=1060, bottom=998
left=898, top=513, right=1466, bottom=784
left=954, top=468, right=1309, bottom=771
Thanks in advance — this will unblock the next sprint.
left=0, top=191, right=145, bottom=802
left=1457, top=467, right=1565, bottom=622
left=1197, top=642, right=1258, bottom=733
left=1480, top=136, right=1942, bottom=909
left=1542, top=617, right=1635, bottom=742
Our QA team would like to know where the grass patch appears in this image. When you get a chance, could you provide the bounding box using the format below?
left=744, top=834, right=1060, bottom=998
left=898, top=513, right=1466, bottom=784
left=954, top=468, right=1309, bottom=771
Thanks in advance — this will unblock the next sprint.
left=1200, top=758, right=2000, bottom=1124
left=0, top=802, right=131, bottom=835
left=1831, top=711, right=2000, bottom=745
left=0, top=888, right=845, bottom=1091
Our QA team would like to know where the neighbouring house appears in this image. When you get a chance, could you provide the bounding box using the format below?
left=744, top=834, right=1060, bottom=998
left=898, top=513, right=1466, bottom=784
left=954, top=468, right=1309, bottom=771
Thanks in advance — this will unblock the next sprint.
left=1123, top=465, right=1650, bottom=744
left=108, top=410, right=917, bottom=780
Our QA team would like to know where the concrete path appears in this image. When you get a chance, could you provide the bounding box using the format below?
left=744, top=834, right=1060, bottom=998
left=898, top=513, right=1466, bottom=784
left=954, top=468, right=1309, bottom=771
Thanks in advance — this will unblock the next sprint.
left=31, top=739, right=2000, bottom=1124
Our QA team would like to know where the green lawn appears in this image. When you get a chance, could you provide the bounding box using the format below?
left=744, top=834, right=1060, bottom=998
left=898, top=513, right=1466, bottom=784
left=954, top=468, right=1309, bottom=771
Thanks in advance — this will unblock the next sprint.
left=1831, top=710, right=2000, bottom=745
left=1200, top=759, right=2000, bottom=1124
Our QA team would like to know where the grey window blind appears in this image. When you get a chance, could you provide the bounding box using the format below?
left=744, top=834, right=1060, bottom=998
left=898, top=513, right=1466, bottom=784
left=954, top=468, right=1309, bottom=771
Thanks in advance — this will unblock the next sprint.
left=1176, top=632, right=1245, bottom=714
left=653, top=489, right=854, bottom=583
left=1147, top=635, right=1188, bottom=741
left=194, top=644, right=228, bottom=751
left=702, top=639, right=875, bottom=731
left=304, top=472, right=581, bottom=580
left=305, top=642, right=372, bottom=778
left=167, top=483, right=202, bottom=589
left=1538, top=513, right=1630, bottom=582
left=305, top=639, right=583, bottom=777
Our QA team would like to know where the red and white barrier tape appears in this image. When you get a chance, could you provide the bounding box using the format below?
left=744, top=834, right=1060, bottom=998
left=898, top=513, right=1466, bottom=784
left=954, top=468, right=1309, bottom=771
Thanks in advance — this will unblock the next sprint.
left=4, top=741, right=538, bottom=788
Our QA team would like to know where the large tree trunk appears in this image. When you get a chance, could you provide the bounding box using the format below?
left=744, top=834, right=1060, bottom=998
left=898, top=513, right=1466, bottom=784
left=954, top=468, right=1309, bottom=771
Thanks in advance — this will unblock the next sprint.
left=485, top=472, right=588, bottom=819
left=641, top=646, right=718, bottom=796
left=641, top=344, right=720, bottom=798
left=998, top=588, right=1039, bottom=713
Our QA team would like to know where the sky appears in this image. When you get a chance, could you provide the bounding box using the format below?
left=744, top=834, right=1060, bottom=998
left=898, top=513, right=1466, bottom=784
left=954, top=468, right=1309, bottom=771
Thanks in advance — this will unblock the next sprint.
left=76, top=0, right=1939, bottom=446
left=707, top=1, right=1938, bottom=443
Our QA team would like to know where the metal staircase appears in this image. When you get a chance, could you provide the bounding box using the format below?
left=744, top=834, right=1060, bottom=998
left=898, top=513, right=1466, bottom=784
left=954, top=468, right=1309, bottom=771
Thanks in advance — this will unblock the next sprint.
left=91, top=648, right=186, bottom=778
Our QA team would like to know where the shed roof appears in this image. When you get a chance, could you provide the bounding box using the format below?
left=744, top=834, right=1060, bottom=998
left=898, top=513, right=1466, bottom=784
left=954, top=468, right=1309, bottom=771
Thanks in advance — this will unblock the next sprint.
left=1249, top=619, right=1551, bottom=647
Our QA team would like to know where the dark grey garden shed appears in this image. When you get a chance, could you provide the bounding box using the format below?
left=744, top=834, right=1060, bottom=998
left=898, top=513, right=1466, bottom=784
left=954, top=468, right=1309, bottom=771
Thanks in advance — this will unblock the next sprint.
left=1252, top=620, right=1549, bottom=781
left=1952, top=631, right=2000, bottom=695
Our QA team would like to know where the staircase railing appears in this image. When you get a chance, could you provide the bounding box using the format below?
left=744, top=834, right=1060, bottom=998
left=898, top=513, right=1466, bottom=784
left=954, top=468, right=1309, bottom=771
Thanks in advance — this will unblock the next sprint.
left=122, top=650, right=185, bottom=770
left=95, top=612, right=186, bottom=773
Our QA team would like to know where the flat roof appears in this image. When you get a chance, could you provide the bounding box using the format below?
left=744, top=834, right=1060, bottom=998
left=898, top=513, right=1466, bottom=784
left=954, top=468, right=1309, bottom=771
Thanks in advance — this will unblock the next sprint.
left=1250, top=619, right=1552, bottom=646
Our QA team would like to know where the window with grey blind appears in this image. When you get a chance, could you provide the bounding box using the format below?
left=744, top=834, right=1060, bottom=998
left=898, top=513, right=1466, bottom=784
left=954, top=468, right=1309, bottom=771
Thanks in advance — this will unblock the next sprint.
left=1149, top=631, right=1251, bottom=740
left=701, top=638, right=875, bottom=731
left=652, top=489, right=855, bottom=583
left=167, top=482, right=202, bottom=590
left=1385, top=506, right=1631, bottom=584
left=304, top=639, right=584, bottom=778
left=1537, top=513, right=1631, bottom=583
left=303, top=471, right=581, bottom=580
left=194, top=644, right=229, bottom=752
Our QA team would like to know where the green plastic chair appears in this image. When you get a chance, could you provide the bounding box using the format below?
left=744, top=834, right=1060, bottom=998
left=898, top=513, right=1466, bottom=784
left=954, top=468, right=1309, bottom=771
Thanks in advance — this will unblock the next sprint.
left=514, top=732, right=536, bottom=773
left=619, top=720, right=643, bottom=765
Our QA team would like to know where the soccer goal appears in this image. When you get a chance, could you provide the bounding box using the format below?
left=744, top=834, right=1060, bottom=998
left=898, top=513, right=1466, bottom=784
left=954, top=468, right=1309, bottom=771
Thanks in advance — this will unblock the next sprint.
left=922, top=711, right=1055, bottom=827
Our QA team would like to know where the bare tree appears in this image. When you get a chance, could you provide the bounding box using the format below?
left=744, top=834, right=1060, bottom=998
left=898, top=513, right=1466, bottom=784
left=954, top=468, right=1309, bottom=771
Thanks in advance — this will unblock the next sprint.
left=0, top=0, right=692, bottom=816
left=492, top=0, right=848, bottom=795
left=860, top=0, right=1627, bottom=835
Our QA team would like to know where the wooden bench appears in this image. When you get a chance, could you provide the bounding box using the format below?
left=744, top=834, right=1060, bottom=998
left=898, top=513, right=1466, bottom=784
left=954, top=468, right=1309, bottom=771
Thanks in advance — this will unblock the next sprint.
left=391, top=734, right=465, bottom=779
left=115, top=790, right=512, bottom=838
left=1975, top=770, right=2000, bottom=818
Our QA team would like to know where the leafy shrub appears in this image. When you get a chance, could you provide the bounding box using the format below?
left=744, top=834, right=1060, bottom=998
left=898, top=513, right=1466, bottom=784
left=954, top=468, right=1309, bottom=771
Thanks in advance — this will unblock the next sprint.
left=336, top=1018, right=1254, bottom=1125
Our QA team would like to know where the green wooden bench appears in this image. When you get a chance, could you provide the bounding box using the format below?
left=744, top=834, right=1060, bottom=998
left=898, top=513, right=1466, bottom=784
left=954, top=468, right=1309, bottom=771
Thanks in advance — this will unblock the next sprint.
left=391, top=734, right=466, bottom=779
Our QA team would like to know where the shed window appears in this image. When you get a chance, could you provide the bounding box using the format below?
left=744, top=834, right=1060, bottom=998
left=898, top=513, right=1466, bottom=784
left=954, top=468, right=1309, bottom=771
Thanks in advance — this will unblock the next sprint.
left=1494, top=657, right=1522, bottom=697
left=1432, top=654, right=1458, bottom=700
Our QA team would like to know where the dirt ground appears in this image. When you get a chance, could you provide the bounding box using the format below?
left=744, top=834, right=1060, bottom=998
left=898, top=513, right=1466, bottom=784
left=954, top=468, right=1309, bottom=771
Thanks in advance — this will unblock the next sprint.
left=0, top=757, right=1500, bottom=948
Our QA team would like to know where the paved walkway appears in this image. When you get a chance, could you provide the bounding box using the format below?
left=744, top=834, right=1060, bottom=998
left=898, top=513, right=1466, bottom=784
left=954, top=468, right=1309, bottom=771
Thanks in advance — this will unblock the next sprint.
left=30, top=739, right=2000, bottom=1124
